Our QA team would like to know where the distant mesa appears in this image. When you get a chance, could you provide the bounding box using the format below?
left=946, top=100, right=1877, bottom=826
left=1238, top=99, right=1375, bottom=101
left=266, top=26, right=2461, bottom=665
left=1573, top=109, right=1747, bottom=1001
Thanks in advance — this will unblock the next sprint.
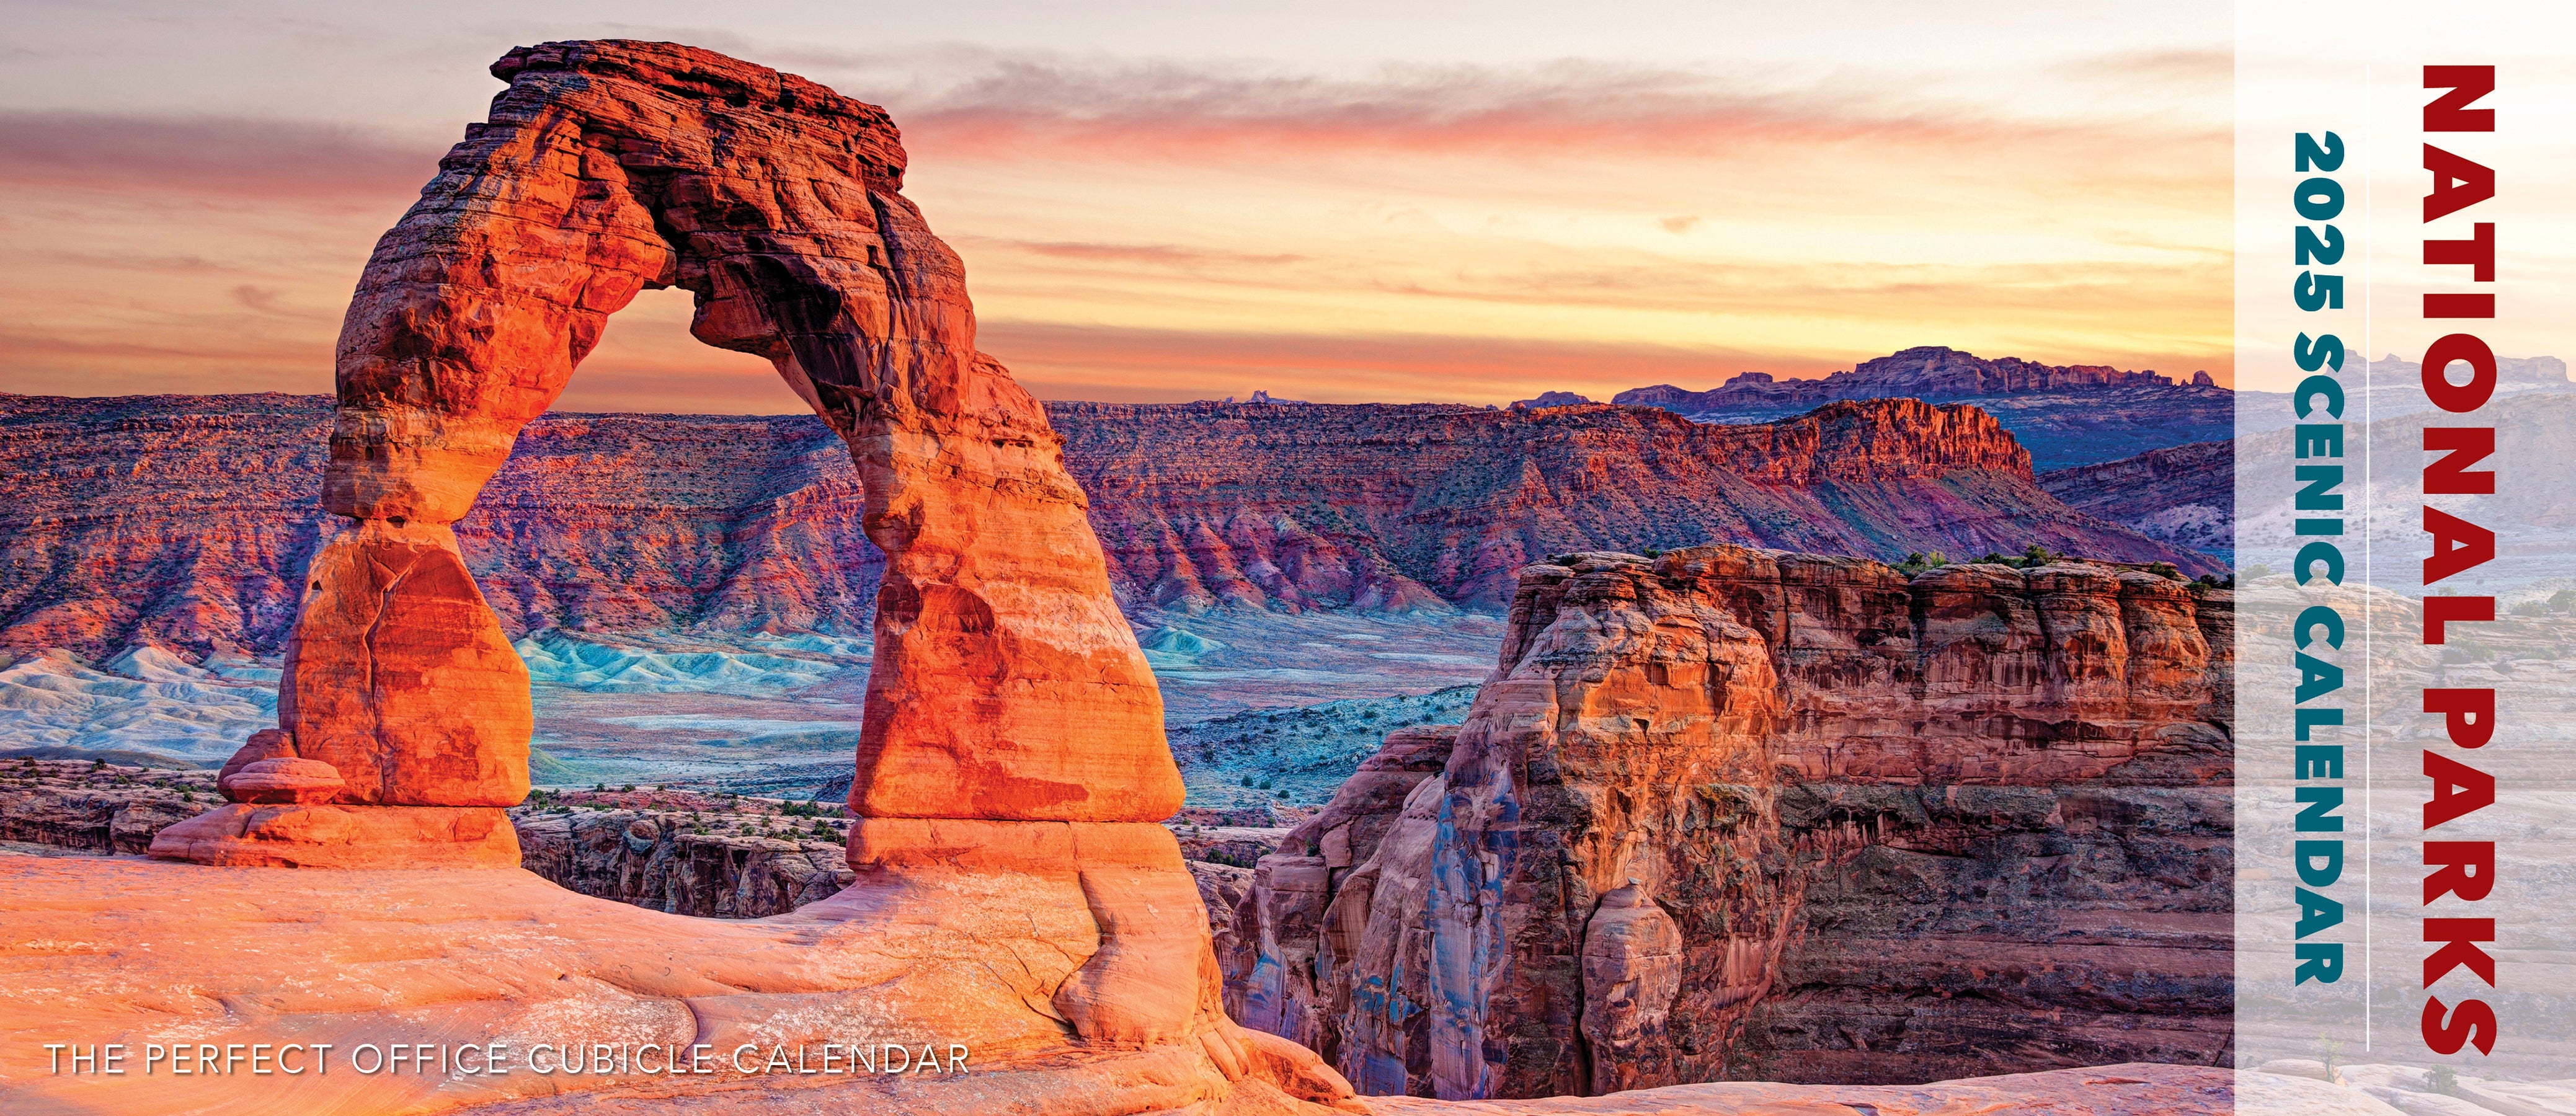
left=2373, top=351, right=2569, bottom=386
left=1603, top=345, right=2233, bottom=471
left=1220, top=389, right=1308, bottom=405
left=1614, top=346, right=2200, bottom=410
left=1508, top=390, right=1594, bottom=409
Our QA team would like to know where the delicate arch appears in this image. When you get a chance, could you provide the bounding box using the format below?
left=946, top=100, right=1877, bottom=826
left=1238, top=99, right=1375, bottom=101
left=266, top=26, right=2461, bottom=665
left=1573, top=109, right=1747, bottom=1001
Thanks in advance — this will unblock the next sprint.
left=308, top=39, right=1180, bottom=821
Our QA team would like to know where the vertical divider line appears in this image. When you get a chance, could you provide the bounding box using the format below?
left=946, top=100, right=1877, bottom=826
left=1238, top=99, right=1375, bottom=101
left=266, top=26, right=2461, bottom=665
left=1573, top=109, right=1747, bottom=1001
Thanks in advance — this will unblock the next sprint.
left=2361, top=46, right=2376, bottom=1050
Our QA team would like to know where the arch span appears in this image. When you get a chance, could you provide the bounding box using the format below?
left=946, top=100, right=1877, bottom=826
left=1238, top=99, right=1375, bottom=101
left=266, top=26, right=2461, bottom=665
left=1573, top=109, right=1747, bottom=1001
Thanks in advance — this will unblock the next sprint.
left=143, top=40, right=1374, bottom=1074
left=301, top=39, right=1179, bottom=822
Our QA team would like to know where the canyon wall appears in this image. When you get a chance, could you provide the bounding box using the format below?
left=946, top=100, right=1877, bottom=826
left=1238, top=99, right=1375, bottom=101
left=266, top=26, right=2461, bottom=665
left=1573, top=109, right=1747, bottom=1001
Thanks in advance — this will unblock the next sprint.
left=1235, top=546, right=2232, bottom=1097
left=513, top=807, right=856, bottom=918
left=1061, top=396, right=2219, bottom=611
left=0, top=393, right=2218, bottom=662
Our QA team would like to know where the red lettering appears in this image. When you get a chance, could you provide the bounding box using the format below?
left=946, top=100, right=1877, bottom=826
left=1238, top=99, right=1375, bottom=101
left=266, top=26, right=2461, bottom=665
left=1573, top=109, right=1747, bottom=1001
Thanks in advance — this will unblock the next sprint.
left=2422, top=596, right=2494, bottom=644
left=2425, top=841, right=2495, bottom=903
left=2423, top=918, right=2497, bottom=986
left=2422, top=997, right=2498, bottom=1055
left=2422, top=427, right=2495, bottom=494
left=2423, top=750, right=2495, bottom=828
left=2423, top=145, right=2495, bottom=221
left=2420, top=333, right=2496, bottom=412
left=2422, top=507, right=2495, bottom=583
left=2424, top=222, right=2495, bottom=280
left=2423, top=688, right=2495, bottom=748
left=2423, top=66, right=2496, bottom=132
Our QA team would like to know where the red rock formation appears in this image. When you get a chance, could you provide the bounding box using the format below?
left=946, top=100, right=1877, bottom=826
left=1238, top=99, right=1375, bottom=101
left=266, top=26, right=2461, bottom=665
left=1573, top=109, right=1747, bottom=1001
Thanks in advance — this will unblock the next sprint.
left=0, top=390, right=2219, bottom=663
left=1063, top=396, right=2222, bottom=614
left=311, top=38, right=1176, bottom=826
left=0, top=396, right=889, bottom=663
left=125, top=38, right=1353, bottom=1109
left=1237, top=547, right=2232, bottom=1097
left=216, top=758, right=345, bottom=804
left=150, top=803, right=523, bottom=867
left=276, top=520, right=533, bottom=806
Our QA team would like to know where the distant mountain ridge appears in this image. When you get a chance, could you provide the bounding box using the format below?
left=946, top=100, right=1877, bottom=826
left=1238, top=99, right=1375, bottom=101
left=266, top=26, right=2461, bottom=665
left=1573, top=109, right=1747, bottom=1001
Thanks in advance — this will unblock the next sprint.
left=2037, top=440, right=2232, bottom=559
left=1604, top=345, right=2231, bottom=471
left=0, top=391, right=2215, bottom=662
left=1620, top=345, right=2205, bottom=409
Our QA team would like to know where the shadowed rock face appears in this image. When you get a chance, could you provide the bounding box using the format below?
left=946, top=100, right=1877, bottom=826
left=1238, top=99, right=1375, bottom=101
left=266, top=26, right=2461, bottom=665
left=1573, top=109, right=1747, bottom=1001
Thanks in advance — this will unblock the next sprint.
left=2038, top=440, right=2234, bottom=560
left=1237, top=546, right=2232, bottom=1098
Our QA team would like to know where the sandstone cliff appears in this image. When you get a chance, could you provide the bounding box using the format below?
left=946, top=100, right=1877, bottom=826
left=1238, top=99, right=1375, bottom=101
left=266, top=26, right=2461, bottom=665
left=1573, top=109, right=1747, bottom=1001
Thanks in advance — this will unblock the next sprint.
left=1612, top=346, right=2232, bottom=472
left=0, top=394, right=886, bottom=663
left=2, top=391, right=2218, bottom=662
left=1235, top=547, right=2232, bottom=1097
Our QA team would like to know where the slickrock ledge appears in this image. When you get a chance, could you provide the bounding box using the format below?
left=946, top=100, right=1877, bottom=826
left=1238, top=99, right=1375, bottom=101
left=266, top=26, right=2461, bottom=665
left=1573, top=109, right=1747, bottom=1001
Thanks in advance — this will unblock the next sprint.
left=0, top=854, right=2359, bottom=1114
left=0, top=855, right=1348, bottom=1114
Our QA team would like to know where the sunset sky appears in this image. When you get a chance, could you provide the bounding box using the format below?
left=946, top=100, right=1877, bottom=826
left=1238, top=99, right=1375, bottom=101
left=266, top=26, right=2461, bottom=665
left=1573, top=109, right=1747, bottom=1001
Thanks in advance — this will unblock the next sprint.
left=1, top=1, right=2232, bottom=412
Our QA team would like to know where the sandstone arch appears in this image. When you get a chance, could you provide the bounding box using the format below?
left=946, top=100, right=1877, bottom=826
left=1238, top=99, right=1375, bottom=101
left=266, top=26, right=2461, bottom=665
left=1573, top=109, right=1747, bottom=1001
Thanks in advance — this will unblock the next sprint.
left=312, top=38, right=1181, bottom=824
left=149, top=40, right=1267, bottom=1064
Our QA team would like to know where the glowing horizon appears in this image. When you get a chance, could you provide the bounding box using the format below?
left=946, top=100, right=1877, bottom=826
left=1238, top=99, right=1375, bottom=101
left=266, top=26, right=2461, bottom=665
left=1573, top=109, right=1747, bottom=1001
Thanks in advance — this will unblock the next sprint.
left=0, top=2, right=2235, bottom=413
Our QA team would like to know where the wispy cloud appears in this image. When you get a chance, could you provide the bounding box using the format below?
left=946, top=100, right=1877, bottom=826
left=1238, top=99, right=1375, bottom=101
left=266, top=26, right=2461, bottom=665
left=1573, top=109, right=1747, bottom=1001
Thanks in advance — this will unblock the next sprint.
left=956, top=237, right=1308, bottom=268
left=0, top=110, right=439, bottom=203
left=884, top=56, right=2148, bottom=161
left=2059, top=48, right=2233, bottom=88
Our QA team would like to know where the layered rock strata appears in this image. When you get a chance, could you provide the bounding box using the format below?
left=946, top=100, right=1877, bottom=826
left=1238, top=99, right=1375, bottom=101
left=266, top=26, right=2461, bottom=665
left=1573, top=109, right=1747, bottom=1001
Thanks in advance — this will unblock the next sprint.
left=1237, top=547, right=2232, bottom=1098
left=0, top=392, right=2223, bottom=665
left=1063, top=396, right=2223, bottom=611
